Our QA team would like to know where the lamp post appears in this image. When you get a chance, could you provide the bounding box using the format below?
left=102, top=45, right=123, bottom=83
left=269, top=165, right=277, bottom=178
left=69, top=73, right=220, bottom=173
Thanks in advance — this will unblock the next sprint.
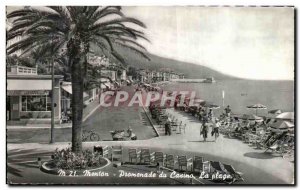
left=50, top=35, right=55, bottom=144
left=222, top=90, right=225, bottom=108
left=98, top=65, right=102, bottom=104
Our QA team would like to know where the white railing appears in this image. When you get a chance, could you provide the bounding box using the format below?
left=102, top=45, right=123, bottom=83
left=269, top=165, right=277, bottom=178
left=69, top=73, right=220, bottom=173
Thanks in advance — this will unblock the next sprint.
left=17, top=66, right=37, bottom=75
left=8, top=65, right=38, bottom=75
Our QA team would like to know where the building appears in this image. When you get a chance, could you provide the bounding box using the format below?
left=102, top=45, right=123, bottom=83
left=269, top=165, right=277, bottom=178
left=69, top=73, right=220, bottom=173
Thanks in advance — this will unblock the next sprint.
left=170, top=72, right=180, bottom=80
left=121, top=69, right=127, bottom=81
left=179, top=73, right=185, bottom=79
left=7, top=65, right=63, bottom=123
left=155, top=71, right=164, bottom=82
left=163, top=71, right=170, bottom=81
left=137, top=69, right=147, bottom=83
left=101, top=69, right=117, bottom=81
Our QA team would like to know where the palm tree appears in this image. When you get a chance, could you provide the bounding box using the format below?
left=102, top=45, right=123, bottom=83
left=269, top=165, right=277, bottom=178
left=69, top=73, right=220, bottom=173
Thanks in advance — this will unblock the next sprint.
left=7, top=6, right=150, bottom=152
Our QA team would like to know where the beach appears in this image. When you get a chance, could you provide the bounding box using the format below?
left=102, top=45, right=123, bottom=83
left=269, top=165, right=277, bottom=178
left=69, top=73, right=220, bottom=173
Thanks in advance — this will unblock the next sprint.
left=161, top=79, right=294, bottom=116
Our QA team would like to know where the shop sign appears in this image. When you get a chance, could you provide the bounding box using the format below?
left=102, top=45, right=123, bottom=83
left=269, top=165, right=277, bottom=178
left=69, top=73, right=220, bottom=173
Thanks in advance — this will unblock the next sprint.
left=7, top=90, right=50, bottom=96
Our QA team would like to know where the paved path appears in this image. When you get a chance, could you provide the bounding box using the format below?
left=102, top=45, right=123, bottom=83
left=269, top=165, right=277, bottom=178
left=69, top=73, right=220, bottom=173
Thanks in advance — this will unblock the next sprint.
left=7, top=86, right=157, bottom=143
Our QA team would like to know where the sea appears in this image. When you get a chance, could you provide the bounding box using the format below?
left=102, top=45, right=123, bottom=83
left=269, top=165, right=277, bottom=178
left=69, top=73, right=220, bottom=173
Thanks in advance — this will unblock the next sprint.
left=161, top=79, right=294, bottom=117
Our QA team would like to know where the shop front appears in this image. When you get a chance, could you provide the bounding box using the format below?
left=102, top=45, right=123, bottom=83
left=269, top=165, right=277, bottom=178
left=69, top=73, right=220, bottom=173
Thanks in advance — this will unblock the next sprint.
left=7, top=73, right=63, bottom=124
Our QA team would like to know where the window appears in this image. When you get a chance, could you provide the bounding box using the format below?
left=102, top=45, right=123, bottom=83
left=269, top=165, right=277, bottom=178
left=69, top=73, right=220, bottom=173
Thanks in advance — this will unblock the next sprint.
left=21, top=95, right=51, bottom=111
left=46, top=96, right=52, bottom=111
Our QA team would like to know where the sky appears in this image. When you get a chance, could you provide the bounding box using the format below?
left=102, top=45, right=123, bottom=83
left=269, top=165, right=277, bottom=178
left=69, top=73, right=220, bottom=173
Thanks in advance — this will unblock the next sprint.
left=122, top=6, right=294, bottom=80
left=7, top=6, right=294, bottom=80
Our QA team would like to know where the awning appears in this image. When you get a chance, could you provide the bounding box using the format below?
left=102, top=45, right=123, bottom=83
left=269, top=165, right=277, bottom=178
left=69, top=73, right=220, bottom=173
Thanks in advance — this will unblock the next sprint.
left=62, top=84, right=89, bottom=97
left=7, top=79, right=51, bottom=91
left=61, top=85, right=72, bottom=94
left=83, top=92, right=89, bottom=98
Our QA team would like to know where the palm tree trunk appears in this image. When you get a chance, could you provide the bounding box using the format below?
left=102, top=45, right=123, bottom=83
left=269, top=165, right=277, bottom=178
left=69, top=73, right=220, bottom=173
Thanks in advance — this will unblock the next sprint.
left=71, top=58, right=83, bottom=153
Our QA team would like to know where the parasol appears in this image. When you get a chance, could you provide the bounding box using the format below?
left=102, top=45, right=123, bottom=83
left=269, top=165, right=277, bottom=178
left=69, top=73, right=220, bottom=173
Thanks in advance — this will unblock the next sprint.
left=268, top=109, right=282, bottom=115
left=247, top=103, right=267, bottom=115
left=276, top=112, right=294, bottom=121
left=270, top=121, right=294, bottom=132
left=240, top=114, right=263, bottom=121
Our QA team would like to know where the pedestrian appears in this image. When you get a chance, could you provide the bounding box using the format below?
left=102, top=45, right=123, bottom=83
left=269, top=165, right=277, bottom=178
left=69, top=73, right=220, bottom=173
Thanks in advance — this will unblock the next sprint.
left=174, top=99, right=178, bottom=109
left=211, top=119, right=220, bottom=142
left=201, top=120, right=208, bottom=142
left=224, top=105, right=231, bottom=117
left=208, top=109, right=214, bottom=121
left=198, top=107, right=203, bottom=121
left=165, top=119, right=171, bottom=136
left=168, top=123, right=172, bottom=136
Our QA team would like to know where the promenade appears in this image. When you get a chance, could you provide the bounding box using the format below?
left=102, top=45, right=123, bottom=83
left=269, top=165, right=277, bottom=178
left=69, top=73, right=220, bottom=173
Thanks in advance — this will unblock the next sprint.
left=7, top=106, right=294, bottom=184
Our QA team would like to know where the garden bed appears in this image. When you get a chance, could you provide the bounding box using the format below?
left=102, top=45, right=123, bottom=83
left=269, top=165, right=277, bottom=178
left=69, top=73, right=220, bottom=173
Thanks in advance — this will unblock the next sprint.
left=40, top=148, right=110, bottom=176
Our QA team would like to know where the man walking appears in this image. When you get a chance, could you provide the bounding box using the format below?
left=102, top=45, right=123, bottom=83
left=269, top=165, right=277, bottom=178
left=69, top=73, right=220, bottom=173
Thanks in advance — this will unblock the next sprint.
left=211, top=119, right=220, bottom=142
left=165, top=119, right=172, bottom=136
left=224, top=105, right=231, bottom=117
left=201, top=115, right=208, bottom=142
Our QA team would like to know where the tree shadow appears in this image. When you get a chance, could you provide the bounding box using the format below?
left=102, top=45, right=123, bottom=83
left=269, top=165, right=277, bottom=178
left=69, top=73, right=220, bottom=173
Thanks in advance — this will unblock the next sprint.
left=7, top=149, right=54, bottom=178
left=8, top=149, right=37, bottom=156
left=188, top=140, right=215, bottom=143
left=7, top=165, right=23, bottom=177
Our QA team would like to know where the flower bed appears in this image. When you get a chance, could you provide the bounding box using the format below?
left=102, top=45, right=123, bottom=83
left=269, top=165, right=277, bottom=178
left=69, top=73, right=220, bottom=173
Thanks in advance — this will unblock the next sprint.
left=40, top=147, right=109, bottom=175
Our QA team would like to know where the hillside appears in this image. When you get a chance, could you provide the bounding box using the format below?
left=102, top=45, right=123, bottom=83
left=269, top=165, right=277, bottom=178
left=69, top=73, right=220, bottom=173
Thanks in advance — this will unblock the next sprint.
left=92, top=44, right=236, bottom=80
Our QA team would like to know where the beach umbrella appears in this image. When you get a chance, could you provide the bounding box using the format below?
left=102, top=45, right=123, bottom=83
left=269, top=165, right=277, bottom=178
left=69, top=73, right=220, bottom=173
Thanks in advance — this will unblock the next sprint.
left=247, top=104, right=267, bottom=115
left=276, top=112, right=294, bottom=121
left=270, top=121, right=294, bottom=132
left=268, top=109, right=282, bottom=115
left=240, top=114, right=263, bottom=121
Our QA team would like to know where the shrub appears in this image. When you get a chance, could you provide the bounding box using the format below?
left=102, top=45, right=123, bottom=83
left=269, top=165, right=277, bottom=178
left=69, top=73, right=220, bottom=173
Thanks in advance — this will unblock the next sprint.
left=43, top=114, right=50, bottom=118
left=28, top=112, right=33, bottom=118
left=20, top=115, right=29, bottom=119
left=49, top=147, right=103, bottom=170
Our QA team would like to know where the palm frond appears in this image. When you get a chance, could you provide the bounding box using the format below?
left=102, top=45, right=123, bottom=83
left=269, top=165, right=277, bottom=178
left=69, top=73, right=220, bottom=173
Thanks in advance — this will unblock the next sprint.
left=90, top=6, right=121, bottom=20
left=112, top=37, right=147, bottom=51
left=47, top=6, right=71, bottom=20
left=114, top=42, right=150, bottom=61
left=91, top=17, right=146, bottom=31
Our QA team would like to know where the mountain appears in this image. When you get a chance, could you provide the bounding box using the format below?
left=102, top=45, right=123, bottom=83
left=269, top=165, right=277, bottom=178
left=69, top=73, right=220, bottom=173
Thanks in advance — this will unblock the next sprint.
left=91, top=44, right=236, bottom=80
